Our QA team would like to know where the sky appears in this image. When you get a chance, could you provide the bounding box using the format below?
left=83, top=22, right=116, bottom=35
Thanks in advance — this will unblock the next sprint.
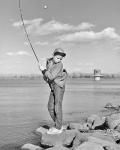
left=0, top=0, right=120, bottom=74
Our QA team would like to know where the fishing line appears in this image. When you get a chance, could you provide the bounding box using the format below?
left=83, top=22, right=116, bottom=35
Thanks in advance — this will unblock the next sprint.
left=18, top=0, right=40, bottom=66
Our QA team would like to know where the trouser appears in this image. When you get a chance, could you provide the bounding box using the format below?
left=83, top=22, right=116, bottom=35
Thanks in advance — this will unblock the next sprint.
left=48, top=83, right=65, bottom=129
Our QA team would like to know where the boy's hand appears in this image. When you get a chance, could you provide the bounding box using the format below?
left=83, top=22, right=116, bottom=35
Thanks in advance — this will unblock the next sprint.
left=39, top=58, right=46, bottom=70
left=38, top=63, right=45, bottom=71
left=38, top=58, right=46, bottom=71
left=39, top=65, right=45, bottom=71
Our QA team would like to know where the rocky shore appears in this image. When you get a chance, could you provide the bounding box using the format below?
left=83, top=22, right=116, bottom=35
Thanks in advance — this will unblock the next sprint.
left=1, top=103, right=120, bottom=150
left=20, top=104, right=120, bottom=150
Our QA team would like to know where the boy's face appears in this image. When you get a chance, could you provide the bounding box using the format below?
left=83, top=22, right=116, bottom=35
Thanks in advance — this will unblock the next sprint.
left=53, top=55, right=63, bottom=63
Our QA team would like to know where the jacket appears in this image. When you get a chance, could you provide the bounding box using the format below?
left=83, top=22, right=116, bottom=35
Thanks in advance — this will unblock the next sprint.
left=42, top=58, right=68, bottom=88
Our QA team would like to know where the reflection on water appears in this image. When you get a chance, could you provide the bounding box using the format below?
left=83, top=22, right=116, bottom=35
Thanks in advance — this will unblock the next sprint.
left=0, top=78, right=120, bottom=147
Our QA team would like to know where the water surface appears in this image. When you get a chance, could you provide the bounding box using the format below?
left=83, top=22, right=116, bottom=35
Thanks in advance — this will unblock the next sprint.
left=0, top=78, right=120, bottom=148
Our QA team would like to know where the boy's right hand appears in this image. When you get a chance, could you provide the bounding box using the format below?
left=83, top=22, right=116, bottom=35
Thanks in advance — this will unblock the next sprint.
left=38, top=63, right=45, bottom=71
left=38, top=59, right=46, bottom=71
left=39, top=58, right=47, bottom=70
left=40, top=65, right=45, bottom=71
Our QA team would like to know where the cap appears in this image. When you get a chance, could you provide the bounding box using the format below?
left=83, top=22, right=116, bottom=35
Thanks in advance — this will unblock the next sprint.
left=53, top=48, right=66, bottom=57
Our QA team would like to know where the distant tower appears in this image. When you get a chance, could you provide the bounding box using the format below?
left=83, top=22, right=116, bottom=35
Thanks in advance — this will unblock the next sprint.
left=93, top=69, right=103, bottom=81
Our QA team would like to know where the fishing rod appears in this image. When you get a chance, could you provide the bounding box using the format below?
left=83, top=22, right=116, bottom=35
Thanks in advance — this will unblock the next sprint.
left=18, top=0, right=42, bottom=71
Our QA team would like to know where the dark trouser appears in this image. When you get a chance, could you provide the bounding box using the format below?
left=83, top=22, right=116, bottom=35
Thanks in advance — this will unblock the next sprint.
left=48, top=83, right=65, bottom=129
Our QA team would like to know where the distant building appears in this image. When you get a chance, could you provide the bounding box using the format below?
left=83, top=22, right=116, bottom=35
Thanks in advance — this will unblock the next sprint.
left=93, top=69, right=103, bottom=81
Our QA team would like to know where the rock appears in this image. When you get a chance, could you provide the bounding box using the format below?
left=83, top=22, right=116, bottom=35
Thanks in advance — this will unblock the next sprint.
left=91, top=130, right=115, bottom=143
left=40, top=129, right=78, bottom=147
left=103, top=146, right=119, bottom=150
left=46, top=145, right=70, bottom=150
left=106, top=117, right=120, bottom=130
left=110, top=113, right=120, bottom=120
left=69, top=122, right=91, bottom=131
left=88, top=136, right=120, bottom=150
left=35, top=125, right=68, bottom=136
left=105, top=103, right=114, bottom=109
left=72, top=130, right=115, bottom=149
left=87, top=114, right=105, bottom=129
left=87, top=114, right=99, bottom=125
left=69, top=123, right=83, bottom=130
left=115, top=125, right=120, bottom=132
left=109, top=130, right=120, bottom=141
left=21, top=143, right=42, bottom=150
left=74, top=141, right=104, bottom=150
left=35, top=126, right=48, bottom=135
left=72, top=132, right=89, bottom=149
left=62, top=124, right=69, bottom=130
left=104, top=103, right=120, bottom=112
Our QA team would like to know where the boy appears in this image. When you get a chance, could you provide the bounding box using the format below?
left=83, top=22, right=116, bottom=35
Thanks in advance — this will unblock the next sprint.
left=39, top=48, right=68, bottom=134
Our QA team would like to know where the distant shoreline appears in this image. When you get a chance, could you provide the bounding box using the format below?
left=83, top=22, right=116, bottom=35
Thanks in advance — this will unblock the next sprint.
left=0, top=73, right=120, bottom=80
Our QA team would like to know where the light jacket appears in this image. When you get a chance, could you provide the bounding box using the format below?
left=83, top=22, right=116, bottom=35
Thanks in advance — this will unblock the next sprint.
left=42, top=58, right=67, bottom=88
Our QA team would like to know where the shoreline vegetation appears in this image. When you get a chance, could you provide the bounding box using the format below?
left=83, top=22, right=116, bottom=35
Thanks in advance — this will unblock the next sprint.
left=0, top=72, right=120, bottom=80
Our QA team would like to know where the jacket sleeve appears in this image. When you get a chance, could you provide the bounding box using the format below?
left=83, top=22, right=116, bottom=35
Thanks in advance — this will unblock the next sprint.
left=44, top=62, right=63, bottom=80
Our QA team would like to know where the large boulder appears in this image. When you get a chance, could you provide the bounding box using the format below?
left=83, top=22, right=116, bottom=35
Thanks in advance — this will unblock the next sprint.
left=106, top=114, right=120, bottom=130
left=87, top=114, right=105, bottom=129
left=88, top=136, right=120, bottom=150
left=74, top=141, right=104, bottom=150
left=68, top=122, right=90, bottom=131
left=72, top=132, right=89, bottom=149
left=108, top=130, right=120, bottom=141
left=46, top=145, right=70, bottom=150
left=35, top=126, right=48, bottom=135
left=40, top=129, right=78, bottom=147
left=91, top=130, right=115, bottom=143
left=72, top=130, right=115, bottom=149
left=35, top=125, right=68, bottom=136
left=21, top=143, right=42, bottom=150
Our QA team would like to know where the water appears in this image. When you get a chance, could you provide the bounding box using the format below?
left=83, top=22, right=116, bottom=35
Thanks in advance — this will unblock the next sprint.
left=0, top=78, right=120, bottom=148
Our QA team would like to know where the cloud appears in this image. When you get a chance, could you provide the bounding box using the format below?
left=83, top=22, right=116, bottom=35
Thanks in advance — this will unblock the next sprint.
left=17, top=51, right=30, bottom=55
left=77, top=62, right=94, bottom=67
left=52, top=41, right=61, bottom=46
left=57, top=27, right=120, bottom=42
left=6, top=52, right=14, bottom=56
left=13, top=18, right=43, bottom=28
left=77, top=22, right=95, bottom=30
left=34, top=41, right=49, bottom=46
left=114, top=46, right=120, bottom=51
left=72, top=62, right=95, bottom=73
left=6, top=51, right=31, bottom=56
left=34, top=41, right=61, bottom=46
left=13, top=18, right=120, bottom=44
left=13, top=18, right=95, bottom=35
left=0, top=61, right=3, bottom=65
